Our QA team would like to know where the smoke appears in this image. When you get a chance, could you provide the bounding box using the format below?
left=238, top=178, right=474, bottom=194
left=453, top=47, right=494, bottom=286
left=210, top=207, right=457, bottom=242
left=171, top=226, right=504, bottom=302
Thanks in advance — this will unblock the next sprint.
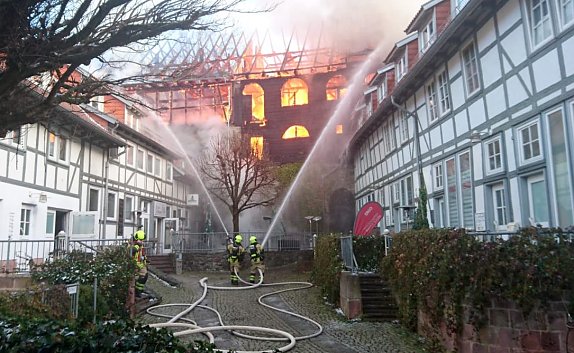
left=237, top=0, right=427, bottom=54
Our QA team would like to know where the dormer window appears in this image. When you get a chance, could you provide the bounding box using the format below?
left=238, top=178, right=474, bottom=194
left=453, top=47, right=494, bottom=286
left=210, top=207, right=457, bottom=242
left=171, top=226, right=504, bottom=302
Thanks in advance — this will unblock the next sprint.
left=420, top=17, right=436, bottom=54
left=125, top=108, right=139, bottom=131
left=397, top=52, right=408, bottom=81
left=377, top=76, right=387, bottom=103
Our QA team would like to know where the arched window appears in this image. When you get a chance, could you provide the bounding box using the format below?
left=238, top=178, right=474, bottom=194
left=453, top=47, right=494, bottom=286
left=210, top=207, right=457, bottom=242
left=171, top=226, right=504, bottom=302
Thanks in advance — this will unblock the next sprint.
left=282, top=125, right=310, bottom=139
left=281, top=78, right=309, bottom=107
left=326, top=75, right=348, bottom=101
left=242, top=83, right=265, bottom=121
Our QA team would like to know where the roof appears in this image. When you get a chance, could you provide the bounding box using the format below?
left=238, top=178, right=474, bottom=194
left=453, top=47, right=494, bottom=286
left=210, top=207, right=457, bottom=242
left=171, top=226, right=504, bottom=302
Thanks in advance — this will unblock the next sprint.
left=385, top=32, right=418, bottom=63
left=405, top=0, right=447, bottom=34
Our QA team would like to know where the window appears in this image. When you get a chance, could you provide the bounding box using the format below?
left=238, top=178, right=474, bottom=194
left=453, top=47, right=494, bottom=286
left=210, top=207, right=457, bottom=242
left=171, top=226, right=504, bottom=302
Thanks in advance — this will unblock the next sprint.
left=243, top=83, right=265, bottom=121
left=434, top=163, right=444, bottom=190
left=377, top=76, right=387, bottom=103
left=397, top=52, right=408, bottom=81
left=124, top=196, right=134, bottom=221
left=126, top=145, right=134, bottom=167
left=282, top=125, right=310, bottom=139
left=89, top=96, right=104, bottom=111
left=546, top=107, right=574, bottom=225
left=462, top=42, right=480, bottom=95
left=88, top=188, right=99, bottom=211
left=48, top=132, right=56, bottom=157
left=492, top=183, right=507, bottom=229
left=326, top=75, right=348, bottom=101
left=146, top=153, right=153, bottom=173
left=518, top=121, right=542, bottom=164
left=460, top=152, right=474, bottom=228
left=166, top=162, right=173, bottom=182
left=427, top=80, right=439, bottom=122
left=107, top=192, right=116, bottom=219
left=393, top=181, right=401, bottom=203
left=20, top=207, right=32, bottom=236
left=455, top=0, right=470, bottom=13
left=400, top=112, right=409, bottom=143
left=400, top=175, right=415, bottom=223
left=560, top=0, right=574, bottom=27
left=71, top=212, right=98, bottom=238
left=281, top=78, right=308, bottom=107
left=137, top=149, right=144, bottom=170
left=527, top=0, right=553, bottom=46
left=437, top=71, right=451, bottom=115
left=125, top=108, right=139, bottom=131
left=58, top=136, right=67, bottom=162
left=446, top=158, right=459, bottom=227
left=436, top=198, right=446, bottom=228
left=336, top=124, right=343, bottom=134
left=45, top=210, right=55, bottom=236
left=527, top=173, right=549, bottom=226
left=154, top=156, right=161, bottom=176
left=485, top=137, right=504, bottom=173
left=250, top=136, right=264, bottom=159
left=420, top=19, right=436, bottom=53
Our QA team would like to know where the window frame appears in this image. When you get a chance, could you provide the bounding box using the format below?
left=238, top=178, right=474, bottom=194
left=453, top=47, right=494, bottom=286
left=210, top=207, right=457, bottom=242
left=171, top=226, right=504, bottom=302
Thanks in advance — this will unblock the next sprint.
left=88, top=187, right=100, bottom=212
left=525, top=0, right=554, bottom=49
left=434, top=163, right=444, bottom=191
left=124, top=195, right=134, bottom=222
left=461, top=41, right=481, bottom=96
left=437, top=70, right=451, bottom=116
left=126, top=144, right=135, bottom=167
left=420, top=15, right=436, bottom=54
left=400, top=112, right=410, bottom=144
left=491, top=183, right=508, bottom=230
left=166, top=161, right=173, bottom=182
left=106, top=191, right=117, bottom=220
left=20, top=206, right=33, bottom=236
left=559, top=0, right=574, bottom=29
left=517, top=119, right=543, bottom=165
left=427, top=79, right=439, bottom=123
left=484, top=135, right=505, bottom=175
left=136, top=148, right=145, bottom=171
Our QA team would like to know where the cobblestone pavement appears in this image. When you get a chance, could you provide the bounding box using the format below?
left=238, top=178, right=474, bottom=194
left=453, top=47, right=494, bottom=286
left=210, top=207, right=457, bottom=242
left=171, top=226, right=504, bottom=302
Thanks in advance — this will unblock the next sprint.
left=140, top=269, right=429, bottom=353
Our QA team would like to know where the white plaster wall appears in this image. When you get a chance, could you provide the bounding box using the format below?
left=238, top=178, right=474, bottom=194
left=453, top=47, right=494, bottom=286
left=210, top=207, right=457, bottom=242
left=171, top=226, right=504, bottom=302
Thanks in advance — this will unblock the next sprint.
left=441, top=118, right=455, bottom=143
left=481, top=46, right=502, bottom=89
left=448, top=53, right=462, bottom=78
left=496, top=0, right=521, bottom=36
left=7, top=153, right=24, bottom=181
left=468, top=98, right=487, bottom=129
left=477, top=18, right=497, bottom=53
left=509, top=176, right=522, bottom=224
left=563, top=36, right=574, bottom=77
left=532, top=49, right=561, bottom=92
left=504, top=129, right=517, bottom=172
left=24, top=153, right=35, bottom=184
left=450, top=77, right=466, bottom=111
left=500, top=25, right=528, bottom=68
left=506, top=74, right=529, bottom=108
left=485, top=84, right=507, bottom=119
left=455, top=110, right=469, bottom=137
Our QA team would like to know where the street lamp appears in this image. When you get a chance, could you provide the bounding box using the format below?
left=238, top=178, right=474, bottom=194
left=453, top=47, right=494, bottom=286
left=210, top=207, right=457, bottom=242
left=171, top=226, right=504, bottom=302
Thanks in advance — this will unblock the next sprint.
left=312, top=216, right=322, bottom=235
left=304, top=216, right=314, bottom=235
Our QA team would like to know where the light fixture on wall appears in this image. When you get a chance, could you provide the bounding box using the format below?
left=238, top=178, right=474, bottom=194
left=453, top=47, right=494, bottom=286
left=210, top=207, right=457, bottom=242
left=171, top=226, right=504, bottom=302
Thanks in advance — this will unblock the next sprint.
left=29, top=192, right=48, bottom=203
left=470, top=128, right=492, bottom=143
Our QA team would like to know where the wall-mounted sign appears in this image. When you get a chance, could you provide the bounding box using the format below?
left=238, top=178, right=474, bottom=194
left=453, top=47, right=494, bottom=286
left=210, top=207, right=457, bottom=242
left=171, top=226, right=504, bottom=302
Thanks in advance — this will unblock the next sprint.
left=187, top=194, right=199, bottom=206
left=353, top=201, right=384, bottom=236
left=153, top=201, right=167, bottom=218
left=475, top=212, right=486, bottom=231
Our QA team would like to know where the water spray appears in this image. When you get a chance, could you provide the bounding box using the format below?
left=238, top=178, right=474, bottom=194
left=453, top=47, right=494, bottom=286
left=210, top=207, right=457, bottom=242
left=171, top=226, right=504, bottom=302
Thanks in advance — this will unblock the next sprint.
left=261, top=43, right=388, bottom=246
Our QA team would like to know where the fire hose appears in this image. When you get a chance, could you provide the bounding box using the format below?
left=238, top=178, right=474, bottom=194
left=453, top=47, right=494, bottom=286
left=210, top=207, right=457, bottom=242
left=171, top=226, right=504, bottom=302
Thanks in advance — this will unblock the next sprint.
left=145, top=268, right=323, bottom=353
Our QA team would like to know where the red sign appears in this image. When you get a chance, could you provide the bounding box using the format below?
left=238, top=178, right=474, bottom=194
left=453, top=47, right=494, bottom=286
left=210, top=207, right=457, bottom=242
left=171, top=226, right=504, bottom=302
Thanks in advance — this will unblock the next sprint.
left=353, top=201, right=384, bottom=236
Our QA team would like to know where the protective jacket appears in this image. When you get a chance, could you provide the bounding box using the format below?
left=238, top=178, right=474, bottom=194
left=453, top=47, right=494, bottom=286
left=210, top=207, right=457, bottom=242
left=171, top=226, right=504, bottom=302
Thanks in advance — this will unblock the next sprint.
left=227, top=242, right=245, bottom=263
left=249, top=242, right=264, bottom=263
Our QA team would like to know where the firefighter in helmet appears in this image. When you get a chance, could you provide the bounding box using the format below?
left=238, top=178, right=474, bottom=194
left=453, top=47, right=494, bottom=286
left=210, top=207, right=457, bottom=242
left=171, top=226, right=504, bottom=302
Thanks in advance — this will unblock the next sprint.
left=248, top=235, right=265, bottom=284
left=227, top=234, right=245, bottom=285
left=130, top=226, right=148, bottom=297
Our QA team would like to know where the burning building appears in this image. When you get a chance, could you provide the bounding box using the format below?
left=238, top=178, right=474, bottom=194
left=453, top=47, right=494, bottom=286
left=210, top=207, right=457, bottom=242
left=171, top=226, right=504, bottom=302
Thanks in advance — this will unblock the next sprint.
left=125, top=30, right=368, bottom=164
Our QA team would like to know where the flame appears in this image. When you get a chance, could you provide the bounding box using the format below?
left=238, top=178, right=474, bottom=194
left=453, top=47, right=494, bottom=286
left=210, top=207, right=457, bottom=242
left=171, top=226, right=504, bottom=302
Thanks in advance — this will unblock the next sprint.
left=336, top=124, right=343, bottom=134
left=282, top=125, right=310, bottom=139
left=281, top=78, right=308, bottom=107
left=326, top=75, right=348, bottom=101
left=242, top=83, right=265, bottom=121
left=250, top=136, right=264, bottom=158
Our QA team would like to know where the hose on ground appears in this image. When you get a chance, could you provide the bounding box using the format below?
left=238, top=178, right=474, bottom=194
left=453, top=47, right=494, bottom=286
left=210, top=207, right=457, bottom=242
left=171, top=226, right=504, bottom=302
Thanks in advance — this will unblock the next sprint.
left=145, top=268, right=323, bottom=352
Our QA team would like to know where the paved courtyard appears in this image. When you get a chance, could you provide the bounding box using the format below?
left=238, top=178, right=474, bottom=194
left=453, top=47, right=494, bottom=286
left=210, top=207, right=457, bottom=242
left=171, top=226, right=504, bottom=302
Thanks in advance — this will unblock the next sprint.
left=140, top=268, right=430, bottom=353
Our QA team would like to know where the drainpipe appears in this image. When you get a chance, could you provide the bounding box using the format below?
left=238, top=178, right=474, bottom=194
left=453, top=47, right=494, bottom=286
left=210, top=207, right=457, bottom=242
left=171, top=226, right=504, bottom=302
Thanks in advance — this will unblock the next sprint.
left=102, top=123, right=121, bottom=240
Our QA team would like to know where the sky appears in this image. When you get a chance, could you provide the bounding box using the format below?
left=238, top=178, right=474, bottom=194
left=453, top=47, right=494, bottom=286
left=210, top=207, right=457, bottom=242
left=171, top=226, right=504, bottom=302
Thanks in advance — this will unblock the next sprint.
left=233, top=0, right=428, bottom=54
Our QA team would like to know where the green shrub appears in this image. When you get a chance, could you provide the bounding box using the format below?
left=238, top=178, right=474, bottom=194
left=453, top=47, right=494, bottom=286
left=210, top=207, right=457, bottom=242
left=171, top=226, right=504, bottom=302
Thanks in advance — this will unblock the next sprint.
left=381, top=228, right=574, bottom=333
left=352, top=235, right=387, bottom=272
left=31, top=246, right=135, bottom=321
left=0, top=316, right=224, bottom=353
left=311, top=234, right=343, bottom=304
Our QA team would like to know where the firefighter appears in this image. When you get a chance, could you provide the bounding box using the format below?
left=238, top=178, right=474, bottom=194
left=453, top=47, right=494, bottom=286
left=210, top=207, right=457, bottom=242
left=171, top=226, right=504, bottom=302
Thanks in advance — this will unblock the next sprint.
left=130, top=226, right=148, bottom=297
left=248, top=235, right=265, bottom=284
left=227, top=234, right=245, bottom=285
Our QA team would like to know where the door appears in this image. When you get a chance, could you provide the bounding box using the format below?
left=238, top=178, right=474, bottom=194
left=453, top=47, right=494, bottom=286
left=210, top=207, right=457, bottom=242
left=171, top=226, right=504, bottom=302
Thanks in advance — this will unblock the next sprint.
left=527, top=174, right=550, bottom=227
left=163, top=218, right=179, bottom=253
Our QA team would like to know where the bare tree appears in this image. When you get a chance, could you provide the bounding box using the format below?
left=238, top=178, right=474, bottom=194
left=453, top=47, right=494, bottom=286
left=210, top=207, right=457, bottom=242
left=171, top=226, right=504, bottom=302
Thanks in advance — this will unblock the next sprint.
left=197, top=130, right=278, bottom=233
left=0, top=0, right=250, bottom=132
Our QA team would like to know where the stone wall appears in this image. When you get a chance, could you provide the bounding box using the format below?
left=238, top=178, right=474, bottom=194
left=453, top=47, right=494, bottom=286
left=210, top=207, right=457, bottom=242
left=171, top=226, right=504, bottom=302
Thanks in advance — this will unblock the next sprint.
left=339, top=271, right=362, bottom=319
left=418, top=298, right=574, bottom=353
left=181, top=250, right=314, bottom=272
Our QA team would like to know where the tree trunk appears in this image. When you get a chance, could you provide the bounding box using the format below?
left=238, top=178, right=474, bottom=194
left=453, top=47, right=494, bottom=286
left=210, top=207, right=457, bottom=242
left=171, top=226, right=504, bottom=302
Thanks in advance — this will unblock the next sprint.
left=232, top=212, right=240, bottom=234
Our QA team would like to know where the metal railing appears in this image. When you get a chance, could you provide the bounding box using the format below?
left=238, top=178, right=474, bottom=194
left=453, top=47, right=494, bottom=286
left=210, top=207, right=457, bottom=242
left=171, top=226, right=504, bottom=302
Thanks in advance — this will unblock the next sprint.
left=173, top=232, right=315, bottom=253
left=340, top=235, right=358, bottom=273
left=0, top=235, right=131, bottom=274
